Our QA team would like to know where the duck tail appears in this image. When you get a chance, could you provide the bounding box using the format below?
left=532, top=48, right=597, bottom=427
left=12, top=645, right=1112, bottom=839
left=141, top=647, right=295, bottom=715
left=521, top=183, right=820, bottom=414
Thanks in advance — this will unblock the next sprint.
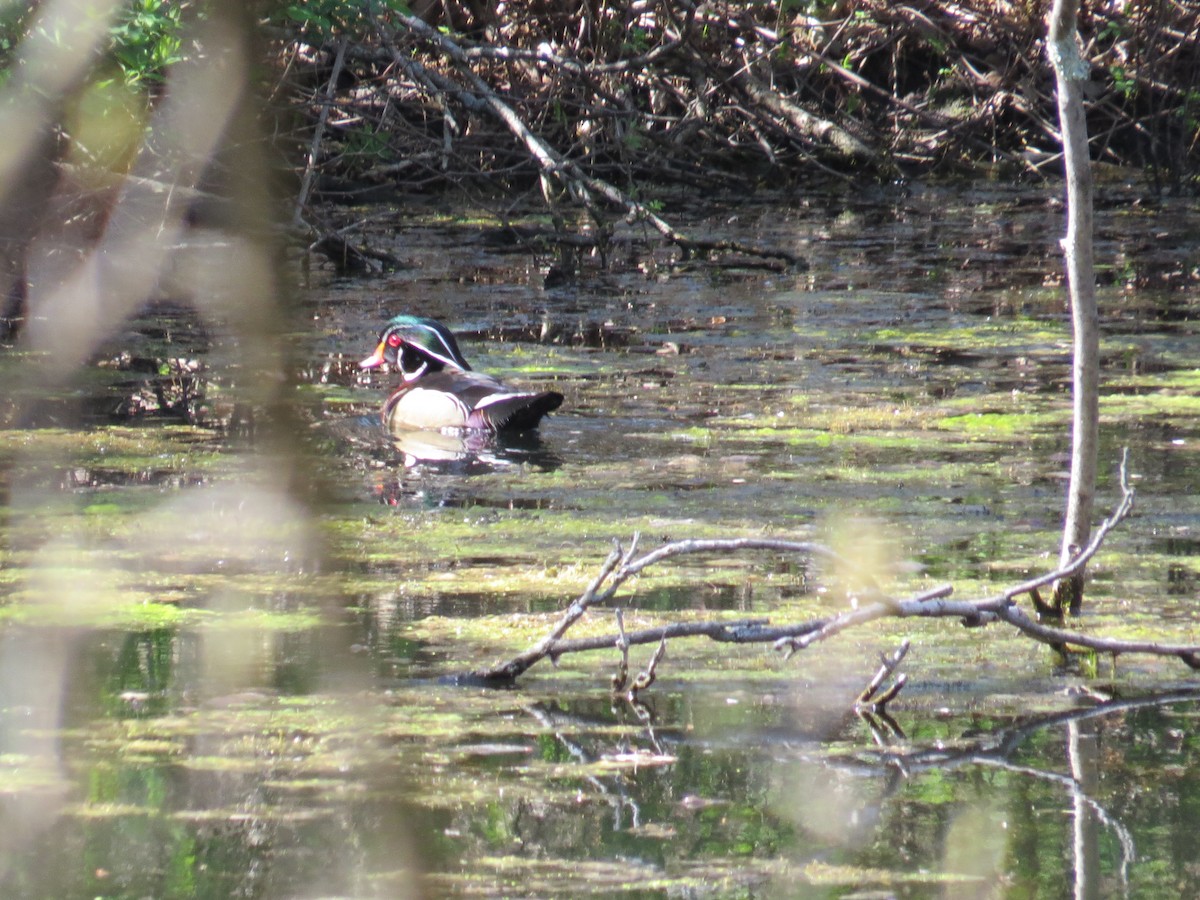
left=470, top=390, right=563, bottom=431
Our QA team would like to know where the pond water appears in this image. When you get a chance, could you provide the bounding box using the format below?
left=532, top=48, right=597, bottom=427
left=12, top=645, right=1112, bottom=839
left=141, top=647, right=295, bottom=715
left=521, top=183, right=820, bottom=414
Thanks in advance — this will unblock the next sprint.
left=2, top=180, right=1200, bottom=897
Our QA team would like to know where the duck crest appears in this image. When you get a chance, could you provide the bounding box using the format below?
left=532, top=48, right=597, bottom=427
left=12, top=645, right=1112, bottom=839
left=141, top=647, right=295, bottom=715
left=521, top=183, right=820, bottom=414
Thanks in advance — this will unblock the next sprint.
left=389, top=315, right=471, bottom=371
left=360, top=316, right=563, bottom=433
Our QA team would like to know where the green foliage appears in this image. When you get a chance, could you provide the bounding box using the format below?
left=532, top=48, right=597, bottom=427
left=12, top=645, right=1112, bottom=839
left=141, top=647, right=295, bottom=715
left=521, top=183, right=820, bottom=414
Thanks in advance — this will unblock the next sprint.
left=0, top=1, right=187, bottom=89
left=0, top=4, right=32, bottom=76
left=1181, top=89, right=1200, bottom=133
left=273, top=0, right=412, bottom=41
left=106, top=0, right=187, bottom=87
left=279, top=0, right=341, bottom=37
left=623, top=26, right=650, bottom=54
left=622, top=122, right=645, bottom=150
left=342, top=124, right=393, bottom=160
left=1098, top=19, right=1127, bottom=44
left=1079, top=648, right=1099, bottom=678
left=0, top=3, right=175, bottom=99
left=1108, top=64, right=1136, bottom=99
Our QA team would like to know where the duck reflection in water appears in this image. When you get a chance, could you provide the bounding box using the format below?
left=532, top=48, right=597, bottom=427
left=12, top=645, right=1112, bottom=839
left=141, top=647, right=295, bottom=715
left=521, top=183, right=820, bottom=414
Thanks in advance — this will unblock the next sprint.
left=372, top=430, right=562, bottom=506
left=388, top=426, right=561, bottom=471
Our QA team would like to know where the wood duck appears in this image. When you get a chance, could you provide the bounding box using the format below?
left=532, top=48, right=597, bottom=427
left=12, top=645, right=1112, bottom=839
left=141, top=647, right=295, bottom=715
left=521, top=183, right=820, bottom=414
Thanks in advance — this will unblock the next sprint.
left=359, top=315, right=563, bottom=432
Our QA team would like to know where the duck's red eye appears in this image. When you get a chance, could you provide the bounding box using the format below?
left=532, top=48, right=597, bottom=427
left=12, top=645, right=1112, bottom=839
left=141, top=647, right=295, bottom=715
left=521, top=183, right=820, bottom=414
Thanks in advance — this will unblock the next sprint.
left=386, top=333, right=403, bottom=348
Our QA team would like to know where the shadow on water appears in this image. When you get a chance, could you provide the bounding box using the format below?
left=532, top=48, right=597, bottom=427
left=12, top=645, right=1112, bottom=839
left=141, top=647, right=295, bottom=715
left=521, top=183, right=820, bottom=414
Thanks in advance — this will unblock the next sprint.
left=5, top=181, right=1200, bottom=896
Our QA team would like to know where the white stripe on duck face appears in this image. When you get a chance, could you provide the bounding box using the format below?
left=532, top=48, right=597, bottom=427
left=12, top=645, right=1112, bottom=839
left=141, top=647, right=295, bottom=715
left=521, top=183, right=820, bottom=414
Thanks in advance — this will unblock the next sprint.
left=400, top=358, right=430, bottom=382
left=390, top=388, right=472, bottom=429
left=411, top=321, right=469, bottom=370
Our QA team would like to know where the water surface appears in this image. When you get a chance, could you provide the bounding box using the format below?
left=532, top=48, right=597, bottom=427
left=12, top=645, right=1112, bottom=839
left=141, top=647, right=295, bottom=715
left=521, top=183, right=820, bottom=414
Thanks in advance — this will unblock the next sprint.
left=2, top=180, right=1199, bottom=897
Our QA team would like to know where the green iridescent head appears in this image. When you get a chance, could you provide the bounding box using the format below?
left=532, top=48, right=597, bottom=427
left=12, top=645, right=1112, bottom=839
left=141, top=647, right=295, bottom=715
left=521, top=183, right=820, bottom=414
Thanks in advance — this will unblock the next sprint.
left=360, top=315, right=473, bottom=381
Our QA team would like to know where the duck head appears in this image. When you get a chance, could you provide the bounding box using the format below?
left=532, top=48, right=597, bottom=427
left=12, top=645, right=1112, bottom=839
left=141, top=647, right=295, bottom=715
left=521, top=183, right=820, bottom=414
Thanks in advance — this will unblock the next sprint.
left=359, top=315, right=473, bottom=382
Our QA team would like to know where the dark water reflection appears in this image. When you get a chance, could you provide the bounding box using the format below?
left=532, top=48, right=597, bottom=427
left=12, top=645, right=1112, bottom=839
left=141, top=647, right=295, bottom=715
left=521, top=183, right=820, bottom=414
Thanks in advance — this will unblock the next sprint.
left=3, top=181, right=1200, bottom=896
left=8, top=633, right=1200, bottom=898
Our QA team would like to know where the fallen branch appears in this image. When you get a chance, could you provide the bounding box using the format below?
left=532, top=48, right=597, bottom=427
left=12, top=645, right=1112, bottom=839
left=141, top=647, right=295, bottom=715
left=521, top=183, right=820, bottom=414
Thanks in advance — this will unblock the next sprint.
left=774, top=458, right=1140, bottom=657
left=464, top=459, right=1200, bottom=686
left=386, top=14, right=805, bottom=268
left=470, top=536, right=845, bottom=684
left=732, top=67, right=876, bottom=161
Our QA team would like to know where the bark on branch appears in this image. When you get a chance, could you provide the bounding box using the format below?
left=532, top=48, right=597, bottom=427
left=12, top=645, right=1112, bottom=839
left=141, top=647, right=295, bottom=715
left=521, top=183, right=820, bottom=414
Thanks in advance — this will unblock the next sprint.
left=469, top=536, right=845, bottom=684
left=1047, top=0, right=1100, bottom=614
left=464, top=460, right=1200, bottom=687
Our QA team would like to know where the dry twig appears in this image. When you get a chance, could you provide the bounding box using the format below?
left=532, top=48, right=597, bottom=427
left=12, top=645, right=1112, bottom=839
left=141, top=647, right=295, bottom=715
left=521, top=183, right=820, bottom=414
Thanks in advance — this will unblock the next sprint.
left=629, top=638, right=668, bottom=702
left=856, top=640, right=910, bottom=712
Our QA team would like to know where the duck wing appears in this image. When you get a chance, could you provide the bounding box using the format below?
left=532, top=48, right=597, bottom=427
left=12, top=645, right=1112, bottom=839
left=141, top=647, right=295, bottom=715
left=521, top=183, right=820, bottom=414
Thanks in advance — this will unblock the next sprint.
left=468, top=389, right=563, bottom=431
left=386, top=371, right=562, bottom=432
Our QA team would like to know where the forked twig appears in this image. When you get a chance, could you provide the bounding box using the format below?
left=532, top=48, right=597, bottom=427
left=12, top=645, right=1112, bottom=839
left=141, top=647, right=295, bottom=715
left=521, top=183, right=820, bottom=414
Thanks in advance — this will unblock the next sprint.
left=856, top=640, right=910, bottom=711
left=629, top=638, right=668, bottom=701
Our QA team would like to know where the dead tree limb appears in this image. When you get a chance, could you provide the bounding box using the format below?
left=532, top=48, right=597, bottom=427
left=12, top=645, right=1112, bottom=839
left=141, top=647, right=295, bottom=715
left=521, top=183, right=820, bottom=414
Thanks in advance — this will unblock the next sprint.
left=387, top=13, right=804, bottom=268
left=462, top=459, right=1200, bottom=686
left=470, top=536, right=848, bottom=684
left=777, top=463, right=1141, bottom=658
left=732, top=68, right=875, bottom=161
left=293, top=37, right=347, bottom=227
left=1047, top=0, right=1100, bottom=615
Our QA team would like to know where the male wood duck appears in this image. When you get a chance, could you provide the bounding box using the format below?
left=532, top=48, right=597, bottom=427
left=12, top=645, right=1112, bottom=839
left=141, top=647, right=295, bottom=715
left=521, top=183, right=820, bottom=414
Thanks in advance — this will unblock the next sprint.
left=359, top=315, right=563, bottom=432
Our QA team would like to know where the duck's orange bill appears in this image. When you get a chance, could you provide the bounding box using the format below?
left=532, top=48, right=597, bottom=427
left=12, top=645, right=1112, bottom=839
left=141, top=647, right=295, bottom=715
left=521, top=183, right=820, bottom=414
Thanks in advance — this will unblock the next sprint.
left=359, top=341, right=386, bottom=369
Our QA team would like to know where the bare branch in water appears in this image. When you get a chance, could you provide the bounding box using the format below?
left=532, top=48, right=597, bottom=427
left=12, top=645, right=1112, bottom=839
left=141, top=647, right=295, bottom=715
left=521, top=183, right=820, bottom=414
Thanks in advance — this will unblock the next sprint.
left=629, top=638, right=668, bottom=702
left=610, top=609, right=629, bottom=693
left=467, top=460, right=1198, bottom=687
left=856, top=640, right=910, bottom=712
